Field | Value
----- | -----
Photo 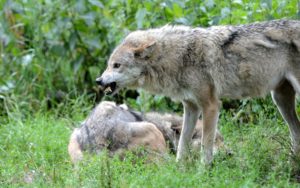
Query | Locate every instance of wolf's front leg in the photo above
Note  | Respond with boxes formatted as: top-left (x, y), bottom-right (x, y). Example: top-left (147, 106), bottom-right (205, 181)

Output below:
top-left (201, 98), bottom-right (220, 165)
top-left (176, 100), bottom-right (200, 161)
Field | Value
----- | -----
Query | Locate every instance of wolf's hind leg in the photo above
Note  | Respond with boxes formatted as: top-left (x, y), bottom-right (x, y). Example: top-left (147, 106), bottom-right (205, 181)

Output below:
top-left (271, 80), bottom-right (300, 156)
top-left (201, 97), bottom-right (220, 165)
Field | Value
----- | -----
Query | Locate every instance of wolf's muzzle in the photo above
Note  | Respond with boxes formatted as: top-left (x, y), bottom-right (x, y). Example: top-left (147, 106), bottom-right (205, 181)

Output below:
top-left (96, 77), bottom-right (117, 95)
top-left (95, 77), bottom-right (104, 86)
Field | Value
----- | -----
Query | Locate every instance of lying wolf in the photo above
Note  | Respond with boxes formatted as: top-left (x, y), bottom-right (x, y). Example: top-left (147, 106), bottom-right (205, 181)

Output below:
top-left (68, 101), bottom-right (225, 163)
top-left (68, 101), bottom-right (166, 163)
top-left (96, 19), bottom-right (300, 164)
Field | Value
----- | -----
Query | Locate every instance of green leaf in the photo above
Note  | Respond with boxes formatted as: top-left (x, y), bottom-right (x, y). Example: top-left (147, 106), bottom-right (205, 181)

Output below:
top-left (233, 0), bottom-right (243, 5)
top-left (173, 3), bottom-right (183, 18)
top-left (221, 7), bottom-right (231, 18)
top-left (69, 32), bottom-right (77, 51)
top-left (71, 55), bottom-right (84, 73)
top-left (205, 0), bottom-right (215, 9)
top-left (135, 8), bottom-right (147, 29)
top-left (88, 0), bottom-right (104, 8)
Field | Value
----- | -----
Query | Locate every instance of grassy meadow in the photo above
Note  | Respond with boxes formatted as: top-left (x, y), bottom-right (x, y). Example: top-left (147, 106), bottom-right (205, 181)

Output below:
top-left (1, 98), bottom-right (299, 187)
top-left (1, 0), bottom-right (300, 187)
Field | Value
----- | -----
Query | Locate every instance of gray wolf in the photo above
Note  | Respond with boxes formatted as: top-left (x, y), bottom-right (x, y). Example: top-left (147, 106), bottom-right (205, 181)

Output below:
top-left (68, 101), bottom-right (225, 163)
top-left (96, 19), bottom-right (300, 164)
top-left (68, 101), bottom-right (166, 163)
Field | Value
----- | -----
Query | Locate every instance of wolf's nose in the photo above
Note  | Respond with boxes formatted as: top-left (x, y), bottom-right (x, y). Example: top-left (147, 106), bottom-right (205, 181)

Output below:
top-left (95, 77), bottom-right (104, 86)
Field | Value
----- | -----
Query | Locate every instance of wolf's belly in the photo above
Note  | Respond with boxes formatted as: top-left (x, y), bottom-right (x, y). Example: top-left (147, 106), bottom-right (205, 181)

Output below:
top-left (219, 73), bottom-right (284, 99)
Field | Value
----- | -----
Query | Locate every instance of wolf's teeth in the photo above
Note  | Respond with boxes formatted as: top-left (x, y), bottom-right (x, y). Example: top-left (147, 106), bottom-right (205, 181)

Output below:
top-left (104, 87), bottom-right (112, 93)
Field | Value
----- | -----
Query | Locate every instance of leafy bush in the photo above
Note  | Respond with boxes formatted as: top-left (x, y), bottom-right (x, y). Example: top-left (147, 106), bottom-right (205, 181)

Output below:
top-left (0, 0), bottom-right (299, 114)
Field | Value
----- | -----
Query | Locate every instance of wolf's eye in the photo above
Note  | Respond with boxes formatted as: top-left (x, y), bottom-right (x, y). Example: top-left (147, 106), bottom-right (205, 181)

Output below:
top-left (113, 63), bottom-right (121, 69)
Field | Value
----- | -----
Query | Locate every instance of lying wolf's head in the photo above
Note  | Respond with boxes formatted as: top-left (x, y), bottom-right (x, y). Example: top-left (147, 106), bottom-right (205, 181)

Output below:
top-left (90, 101), bottom-right (137, 123)
top-left (96, 31), bottom-right (157, 95)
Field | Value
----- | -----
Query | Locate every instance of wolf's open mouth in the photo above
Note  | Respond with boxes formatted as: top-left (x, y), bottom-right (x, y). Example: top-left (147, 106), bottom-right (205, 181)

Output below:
top-left (103, 82), bottom-right (117, 95)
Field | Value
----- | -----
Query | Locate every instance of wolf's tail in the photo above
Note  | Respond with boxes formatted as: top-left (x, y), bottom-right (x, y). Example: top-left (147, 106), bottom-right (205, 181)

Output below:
top-left (68, 128), bottom-right (83, 163)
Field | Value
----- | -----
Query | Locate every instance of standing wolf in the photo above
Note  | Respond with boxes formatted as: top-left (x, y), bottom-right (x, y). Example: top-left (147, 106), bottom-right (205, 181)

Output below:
top-left (96, 19), bottom-right (300, 164)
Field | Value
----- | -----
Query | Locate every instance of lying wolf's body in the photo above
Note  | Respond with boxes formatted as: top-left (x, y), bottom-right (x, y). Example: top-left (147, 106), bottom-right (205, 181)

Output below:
top-left (97, 19), bottom-right (300, 164)
top-left (68, 102), bottom-right (225, 163)
top-left (68, 101), bottom-right (166, 163)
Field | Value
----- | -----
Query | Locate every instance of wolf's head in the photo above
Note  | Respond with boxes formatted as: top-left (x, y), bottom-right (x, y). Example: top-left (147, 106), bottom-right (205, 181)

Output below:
top-left (96, 31), bottom-right (157, 95)
top-left (91, 101), bottom-right (136, 123)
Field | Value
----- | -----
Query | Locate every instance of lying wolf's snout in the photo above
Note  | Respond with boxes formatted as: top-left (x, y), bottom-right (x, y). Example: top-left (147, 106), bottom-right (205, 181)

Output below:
top-left (95, 77), bottom-right (104, 86)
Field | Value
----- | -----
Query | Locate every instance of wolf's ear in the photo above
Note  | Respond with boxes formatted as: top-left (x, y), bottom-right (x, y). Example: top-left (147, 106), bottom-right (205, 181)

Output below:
top-left (171, 124), bottom-right (182, 135)
top-left (119, 104), bottom-right (129, 110)
top-left (133, 41), bottom-right (156, 59)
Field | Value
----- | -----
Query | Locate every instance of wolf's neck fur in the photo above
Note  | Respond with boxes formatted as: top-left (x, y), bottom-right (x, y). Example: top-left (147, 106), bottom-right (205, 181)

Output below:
top-left (128, 25), bottom-right (228, 100)
top-left (138, 56), bottom-right (197, 101)
top-left (140, 64), bottom-right (179, 94)
top-left (131, 27), bottom-right (206, 99)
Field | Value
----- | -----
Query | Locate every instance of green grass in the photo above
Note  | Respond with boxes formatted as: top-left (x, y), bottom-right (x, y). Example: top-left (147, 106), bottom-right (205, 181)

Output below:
top-left (1, 0), bottom-right (300, 187)
top-left (1, 102), bottom-right (299, 187)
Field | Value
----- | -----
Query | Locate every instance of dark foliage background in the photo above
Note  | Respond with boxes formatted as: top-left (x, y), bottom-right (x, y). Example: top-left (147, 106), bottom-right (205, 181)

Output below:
top-left (0, 0), bottom-right (299, 116)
